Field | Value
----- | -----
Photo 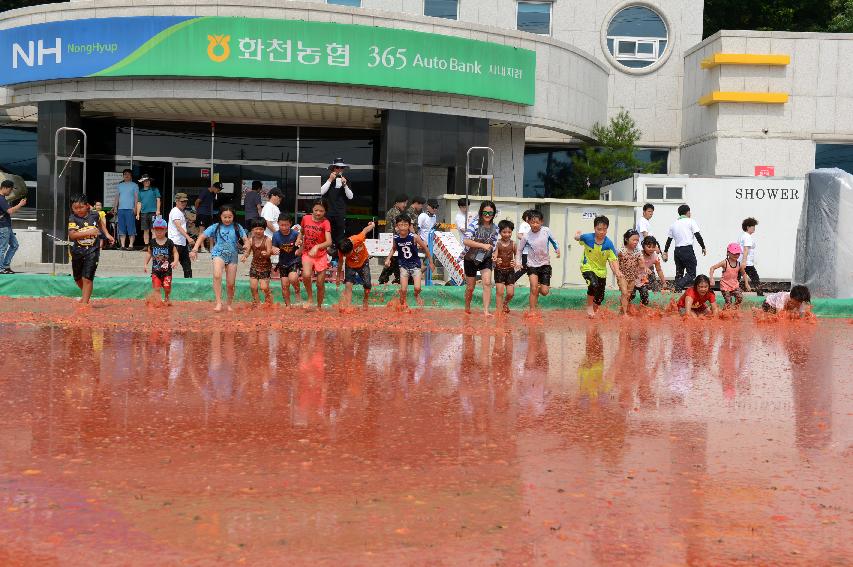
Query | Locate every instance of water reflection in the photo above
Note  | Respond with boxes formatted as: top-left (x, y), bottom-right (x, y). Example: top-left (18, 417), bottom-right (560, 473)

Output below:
top-left (0, 319), bottom-right (850, 565)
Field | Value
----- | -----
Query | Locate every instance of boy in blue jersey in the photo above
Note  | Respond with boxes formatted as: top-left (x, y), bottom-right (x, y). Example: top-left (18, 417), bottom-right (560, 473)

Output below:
top-left (384, 213), bottom-right (435, 309)
top-left (574, 215), bottom-right (624, 318)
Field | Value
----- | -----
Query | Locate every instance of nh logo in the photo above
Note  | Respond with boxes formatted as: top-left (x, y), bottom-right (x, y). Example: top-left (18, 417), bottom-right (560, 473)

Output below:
top-left (12, 38), bottom-right (62, 68)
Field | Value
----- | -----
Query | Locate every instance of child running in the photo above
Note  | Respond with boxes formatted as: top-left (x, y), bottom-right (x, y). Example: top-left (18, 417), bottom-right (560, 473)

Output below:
top-left (67, 194), bottom-right (109, 305)
top-left (762, 285), bottom-right (811, 317)
top-left (271, 213), bottom-right (302, 307)
top-left (301, 198), bottom-right (333, 309)
top-left (336, 221), bottom-right (376, 310)
top-left (709, 243), bottom-right (750, 308)
top-left (384, 213), bottom-right (435, 309)
top-left (143, 217), bottom-right (178, 305)
top-left (190, 205), bottom-right (247, 312)
top-left (617, 229), bottom-right (645, 314)
top-left (463, 200), bottom-right (499, 316)
top-left (574, 216), bottom-right (623, 318)
top-left (493, 219), bottom-right (517, 314)
top-left (516, 210), bottom-right (560, 312)
top-left (676, 274), bottom-right (719, 318)
top-left (241, 218), bottom-right (274, 306)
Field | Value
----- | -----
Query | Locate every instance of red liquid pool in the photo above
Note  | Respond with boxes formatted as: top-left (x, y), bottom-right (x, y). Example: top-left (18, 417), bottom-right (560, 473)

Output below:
top-left (0, 298), bottom-right (851, 565)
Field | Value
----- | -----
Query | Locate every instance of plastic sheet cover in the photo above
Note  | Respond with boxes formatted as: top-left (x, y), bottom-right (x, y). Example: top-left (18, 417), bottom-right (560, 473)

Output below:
top-left (793, 168), bottom-right (853, 298)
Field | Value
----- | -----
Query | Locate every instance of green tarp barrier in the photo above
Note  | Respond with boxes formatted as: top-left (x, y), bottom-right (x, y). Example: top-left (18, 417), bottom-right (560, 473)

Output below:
top-left (1, 274), bottom-right (851, 318)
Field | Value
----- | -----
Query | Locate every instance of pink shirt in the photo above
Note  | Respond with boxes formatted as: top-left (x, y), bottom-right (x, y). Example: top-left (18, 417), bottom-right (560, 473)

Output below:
top-left (300, 216), bottom-right (331, 258)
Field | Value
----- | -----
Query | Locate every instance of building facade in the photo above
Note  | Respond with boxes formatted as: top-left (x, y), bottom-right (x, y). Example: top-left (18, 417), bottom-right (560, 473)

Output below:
top-left (0, 0), bottom-right (851, 261)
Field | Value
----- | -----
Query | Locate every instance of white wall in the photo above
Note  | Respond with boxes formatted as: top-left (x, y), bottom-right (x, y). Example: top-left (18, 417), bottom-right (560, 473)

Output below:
top-left (682, 30), bottom-right (853, 177)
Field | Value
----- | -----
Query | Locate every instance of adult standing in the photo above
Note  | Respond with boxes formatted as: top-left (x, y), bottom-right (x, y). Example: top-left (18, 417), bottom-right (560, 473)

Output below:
top-left (0, 179), bottom-right (26, 274)
top-left (261, 189), bottom-right (283, 239)
top-left (243, 180), bottom-right (263, 230)
top-left (195, 182), bottom-right (221, 249)
top-left (114, 169), bottom-right (139, 250)
top-left (136, 174), bottom-right (161, 247)
top-left (662, 204), bottom-right (706, 291)
top-left (636, 203), bottom-right (654, 239)
top-left (320, 157), bottom-right (353, 256)
top-left (462, 200), bottom-right (499, 315)
top-left (168, 193), bottom-right (195, 278)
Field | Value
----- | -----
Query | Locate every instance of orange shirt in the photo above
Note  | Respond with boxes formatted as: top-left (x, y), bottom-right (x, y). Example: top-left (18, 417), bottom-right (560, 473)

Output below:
top-left (339, 233), bottom-right (369, 268)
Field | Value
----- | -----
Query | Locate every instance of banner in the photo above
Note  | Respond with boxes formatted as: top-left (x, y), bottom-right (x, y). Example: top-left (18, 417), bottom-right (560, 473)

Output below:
top-left (0, 16), bottom-right (536, 104)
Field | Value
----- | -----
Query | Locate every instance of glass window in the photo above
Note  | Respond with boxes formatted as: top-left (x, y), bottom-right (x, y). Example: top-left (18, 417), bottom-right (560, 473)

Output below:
top-left (646, 185), bottom-right (664, 200)
top-left (328, 0), bottom-right (361, 6)
top-left (815, 143), bottom-right (853, 174)
top-left (424, 0), bottom-right (458, 20)
top-left (80, 117), bottom-right (132, 158)
top-left (517, 2), bottom-right (551, 35)
top-left (214, 123), bottom-right (297, 162)
top-left (298, 128), bottom-right (379, 166)
top-left (606, 5), bottom-right (668, 70)
top-left (133, 120), bottom-right (212, 160)
top-left (0, 126), bottom-right (36, 182)
top-left (665, 186), bottom-right (683, 200)
top-left (523, 147), bottom-right (584, 198)
top-left (634, 149), bottom-right (668, 173)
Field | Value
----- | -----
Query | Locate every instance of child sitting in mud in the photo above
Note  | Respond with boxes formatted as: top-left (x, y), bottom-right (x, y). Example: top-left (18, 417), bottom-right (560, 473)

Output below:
top-left (676, 274), bottom-right (719, 318)
top-left (762, 285), bottom-right (812, 317)
top-left (709, 243), bottom-right (750, 308)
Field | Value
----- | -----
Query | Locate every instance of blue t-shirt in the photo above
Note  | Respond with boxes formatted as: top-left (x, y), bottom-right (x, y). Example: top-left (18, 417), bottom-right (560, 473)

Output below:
top-left (138, 187), bottom-right (161, 214)
top-left (394, 233), bottom-right (421, 269)
top-left (272, 229), bottom-right (300, 267)
top-left (203, 222), bottom-right (247, 256)
top-left (117, 181), bottom-right (138, 210)
top-left (197, 190), bottom-right (216, 215)
top-left (0, 194), bottom-right (11, 229)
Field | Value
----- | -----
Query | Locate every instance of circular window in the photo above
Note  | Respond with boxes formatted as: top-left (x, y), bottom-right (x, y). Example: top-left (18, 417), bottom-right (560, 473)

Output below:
top-left (603, 4), bottom-right (670, 74)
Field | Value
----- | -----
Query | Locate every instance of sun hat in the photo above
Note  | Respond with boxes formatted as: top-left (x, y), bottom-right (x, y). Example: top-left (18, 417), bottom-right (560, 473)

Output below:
top-left (328, 157), bottom-right (350, 170)
top-left (139, 174), bottom-right (153, 183)
top-left (727, 243), bottom-right (742, 255)
top-left (175, 192), bottom-right (189, 202)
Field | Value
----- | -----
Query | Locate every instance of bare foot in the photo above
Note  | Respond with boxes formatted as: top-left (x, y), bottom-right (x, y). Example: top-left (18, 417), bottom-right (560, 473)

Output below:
top-left (586, 307), bottom-right (595, 319)
top-left (483, 311), bottom-right (493, 317)
top-left (227, 304), bottom-right (234, 312)
top-left (362, 302), bottom-right (369, 311)
top-left (415, 295), bottom-right (424, 307)
top-left (503, 304), bottom-right (510, 314)
top-left (465, 308), bottom-right (472, 315)
top-left (213, 303), bottom-right (223, 312)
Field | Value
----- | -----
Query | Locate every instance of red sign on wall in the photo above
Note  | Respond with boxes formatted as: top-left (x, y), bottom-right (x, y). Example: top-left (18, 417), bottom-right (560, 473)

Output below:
top-left (754, 165), bottom-right (775, 177)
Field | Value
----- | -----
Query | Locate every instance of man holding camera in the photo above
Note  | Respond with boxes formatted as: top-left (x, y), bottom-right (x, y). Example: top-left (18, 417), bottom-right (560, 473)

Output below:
top-left (320, 157), bottom-right (354, 256)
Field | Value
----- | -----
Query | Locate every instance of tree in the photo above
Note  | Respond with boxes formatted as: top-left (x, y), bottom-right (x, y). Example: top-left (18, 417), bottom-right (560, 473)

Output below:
top-left (827, 0), bottom-right (853, 32)
top-left (555, 110), bottom-right (660, 200)
top-left (703, 0), bottom-right (834, 37)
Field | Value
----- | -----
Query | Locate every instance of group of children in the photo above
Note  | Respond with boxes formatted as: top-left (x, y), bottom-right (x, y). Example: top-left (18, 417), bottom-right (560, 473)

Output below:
top-left (65, 194), bottom-right (812, 318)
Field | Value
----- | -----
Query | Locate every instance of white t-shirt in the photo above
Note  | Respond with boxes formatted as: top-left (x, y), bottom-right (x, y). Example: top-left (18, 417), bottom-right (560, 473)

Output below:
top-left (518, 226), bottom-right (553, 268)
top-left (418, 212), bottom-right (437, 242)
top-left (765, 291), bottom-right (806, 314)
top-left (261, 201), bottom-right (280, 239)
top-left (168, 206), bottom-right (187, 246)
top-left (455, 211), bottom-right (468, 240)
top-left (667, 217), bottom-right (700, 247)
top-left (636, 216), bottom-right (652, 237)
top-left (738, 231), bottom-right (756, 266)
top-left (518, 220), bottom-right (532, 254)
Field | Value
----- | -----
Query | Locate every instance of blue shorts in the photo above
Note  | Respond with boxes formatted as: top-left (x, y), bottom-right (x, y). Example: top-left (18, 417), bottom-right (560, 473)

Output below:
top-left (211, 248), bottom-right (238, 265)
top-left (117, 209), bottom-right (136, 236)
